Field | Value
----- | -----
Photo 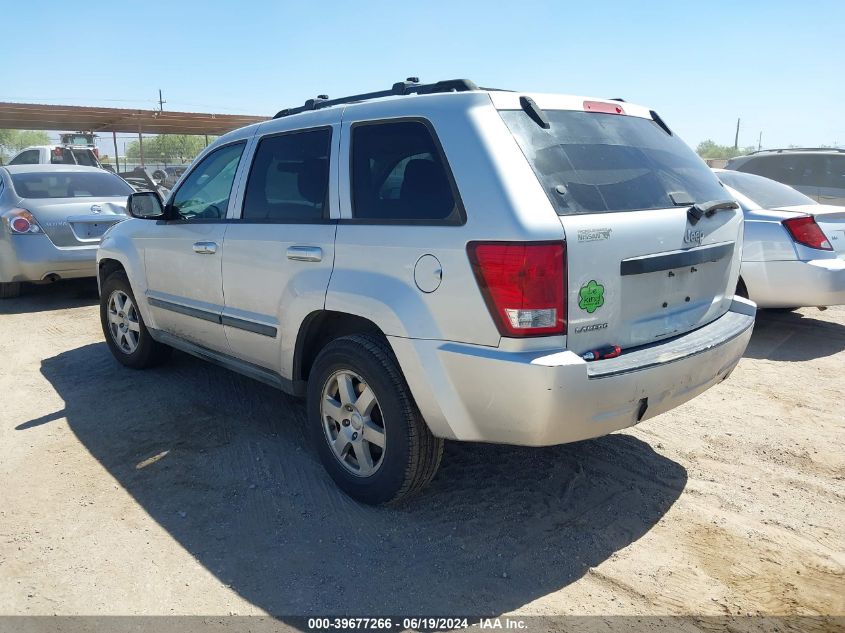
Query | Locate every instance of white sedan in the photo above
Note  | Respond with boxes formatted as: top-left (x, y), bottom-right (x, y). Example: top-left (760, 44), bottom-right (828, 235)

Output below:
top-left (715, 169), bottom-right (845, 308)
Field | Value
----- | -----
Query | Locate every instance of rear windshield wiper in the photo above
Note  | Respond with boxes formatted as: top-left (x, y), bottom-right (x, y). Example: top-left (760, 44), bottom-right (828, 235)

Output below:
top-left (687, 199), bottom-right (739, 226)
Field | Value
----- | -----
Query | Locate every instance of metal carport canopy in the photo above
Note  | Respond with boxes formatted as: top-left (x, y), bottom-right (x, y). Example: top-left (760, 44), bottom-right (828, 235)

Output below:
top-left (0, 102), bottom-right (269, 135)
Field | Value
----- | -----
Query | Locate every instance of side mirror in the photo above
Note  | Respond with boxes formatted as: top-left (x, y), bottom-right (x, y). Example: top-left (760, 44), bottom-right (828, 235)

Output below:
top-left (126, 191), bottom-right (165, 219)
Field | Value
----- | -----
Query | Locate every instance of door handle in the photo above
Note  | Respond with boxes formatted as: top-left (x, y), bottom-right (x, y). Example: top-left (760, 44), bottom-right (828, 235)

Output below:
top-left (192, 241), bottom-right (218, 254)
top-left (286, 246), bottom-right (322, 262)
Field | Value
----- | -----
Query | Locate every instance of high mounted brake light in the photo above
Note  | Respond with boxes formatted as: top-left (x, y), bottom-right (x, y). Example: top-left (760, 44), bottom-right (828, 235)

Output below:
top-left (782, 216), bottom-right (832, 251)
top-left (468, 242), bottom-right (566, 337)
top-left (583, 100), bottom-right (625, 115)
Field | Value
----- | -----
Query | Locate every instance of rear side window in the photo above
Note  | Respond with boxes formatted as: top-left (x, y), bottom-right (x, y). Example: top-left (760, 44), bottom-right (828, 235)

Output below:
top-left (242, 128), bottom-right (331, 222)
top-left (72, 149), bottom-right (97, 167)
top-left (823, 155), bottom-right (845, 189)
top-left (500, 109), bottom-right (727, 215)
top-left (11, 171), bottom-right (133, 198)
top-left (50, 148), bottom-right (76, 165)
top-left (351, 120), bottom-right (459, 222)
top-left (10, 150), bottom-right (40, 165)
top-left (737, 154), bottom-right (826, 187)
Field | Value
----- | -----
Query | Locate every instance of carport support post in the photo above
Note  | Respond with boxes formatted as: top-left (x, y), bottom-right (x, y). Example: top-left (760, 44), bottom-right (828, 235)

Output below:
top-left (138, 131), bottom-right (145, 168)
top-left (112, 131), bottom-right (120, 172)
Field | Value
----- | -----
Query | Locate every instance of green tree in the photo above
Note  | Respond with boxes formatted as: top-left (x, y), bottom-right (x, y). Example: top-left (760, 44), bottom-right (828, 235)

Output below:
top-left (125, 134), bottom-right (213, 164)
top-left (0, 129), bottom-right (51, 163)
top-left (696, 139), bottom-right (755, 160)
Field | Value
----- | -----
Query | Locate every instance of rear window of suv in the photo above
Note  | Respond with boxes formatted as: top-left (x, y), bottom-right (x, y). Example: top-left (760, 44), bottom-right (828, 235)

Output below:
top-left (11, 172), bottom-right (133, 198)
top-left (500, 109), bottom-right (726, 215)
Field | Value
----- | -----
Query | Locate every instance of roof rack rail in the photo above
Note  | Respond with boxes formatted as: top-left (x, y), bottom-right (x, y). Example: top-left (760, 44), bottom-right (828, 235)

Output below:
top-left (273, 78), bottom-right (481, 119)
top-left (748, 147), bottom-right (845, 155)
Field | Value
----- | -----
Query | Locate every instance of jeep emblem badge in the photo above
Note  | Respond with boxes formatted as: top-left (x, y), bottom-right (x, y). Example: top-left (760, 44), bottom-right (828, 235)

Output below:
top-left (684, 229), bottom-right (704, 246)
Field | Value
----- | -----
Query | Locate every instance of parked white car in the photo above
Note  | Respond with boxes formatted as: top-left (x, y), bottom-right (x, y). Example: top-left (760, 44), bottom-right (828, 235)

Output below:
top-left (715, 169), bottom-right (845, 308)
top-left (8, 145), bottom-right (102, 168)
top-left (97, 79), bottom-right (756, 504)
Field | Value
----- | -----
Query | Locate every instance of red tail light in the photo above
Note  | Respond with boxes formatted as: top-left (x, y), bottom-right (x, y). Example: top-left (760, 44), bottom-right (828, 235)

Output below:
top-left (782, 216), bottom-right (832, 251)
top-left (3, 208), bottom-right (42, 235)
top-left (468, 241), bottom-right (566, 337)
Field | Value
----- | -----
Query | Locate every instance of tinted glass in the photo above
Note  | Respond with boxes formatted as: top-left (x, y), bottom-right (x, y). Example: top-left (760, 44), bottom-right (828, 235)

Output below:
top-left (500, 109), bottom-right (727, 215)
top-left (738, 154), bottom-right (826, 187)
top-left (72, 149), bottom-right (97, 166)
top-left (11, 171), bottom-right (134, 198)
top-left (351, 121), bottom-right (457, 221)
top-left (10, 150), bottom-right (40, 165)
top-left (171, 142), bottom-right (245, 220)
top-left (242, 129), bottom-right (331, 221)
top-left (50, 148), bottom-right (77, 165)
top-left (823, 155), bottom-right (845, 189)
top-left (718, 170), bottom-right (815, 208)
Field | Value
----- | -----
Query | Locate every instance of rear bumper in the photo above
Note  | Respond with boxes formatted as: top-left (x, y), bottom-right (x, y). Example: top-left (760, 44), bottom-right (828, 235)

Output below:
top-left (742, 258), bottom-right (845, 308)
top-left (391, 298), bottom-right (756, 446)
top-left (0, 235), bottom-right (97, 283)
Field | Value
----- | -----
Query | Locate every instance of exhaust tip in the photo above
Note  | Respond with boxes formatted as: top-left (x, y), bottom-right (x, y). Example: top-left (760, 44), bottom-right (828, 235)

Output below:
top-left (41, 273), bottom-right (61, 283)
top-left (636, 397), bottom-right (649, 422)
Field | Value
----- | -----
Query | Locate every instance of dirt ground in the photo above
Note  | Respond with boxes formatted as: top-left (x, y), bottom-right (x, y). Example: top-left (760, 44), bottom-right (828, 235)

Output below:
top-left (0, 280), bottom-right (843, 619)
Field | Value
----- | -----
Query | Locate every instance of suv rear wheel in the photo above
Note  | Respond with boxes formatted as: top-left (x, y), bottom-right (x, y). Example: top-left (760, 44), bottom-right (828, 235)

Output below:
top-left (307, 334), bottom-right (443, 505)
top-left (100, 271), bottom-right (171, 368)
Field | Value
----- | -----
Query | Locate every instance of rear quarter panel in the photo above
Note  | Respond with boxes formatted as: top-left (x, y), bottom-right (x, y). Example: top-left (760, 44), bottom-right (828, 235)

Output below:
top-left (328, 93), bottom-right (565, 347)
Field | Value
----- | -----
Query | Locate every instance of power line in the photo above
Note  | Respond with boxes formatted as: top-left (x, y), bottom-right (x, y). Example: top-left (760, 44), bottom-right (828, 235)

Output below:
top-left (0, 95), bottom-right (257, 114)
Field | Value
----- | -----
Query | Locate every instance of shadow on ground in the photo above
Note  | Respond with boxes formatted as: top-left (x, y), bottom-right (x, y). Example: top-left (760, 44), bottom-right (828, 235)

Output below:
top-left (745, 308), bottom-right (845, 361)
top-left (0, 279), bottom-right (99, 315)
top-left (33, 342), bottom-right (686, 617)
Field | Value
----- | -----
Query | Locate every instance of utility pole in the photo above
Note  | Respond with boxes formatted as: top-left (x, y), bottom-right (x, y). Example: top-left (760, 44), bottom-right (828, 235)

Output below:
top-left (758, 131), bottom-right (763, 151)
top-left (158, 89), bottom-right (166, 112)
top-left (734, 118), bottom-right (740, 149)
top-left (113, 131), bottom-right (120, 172)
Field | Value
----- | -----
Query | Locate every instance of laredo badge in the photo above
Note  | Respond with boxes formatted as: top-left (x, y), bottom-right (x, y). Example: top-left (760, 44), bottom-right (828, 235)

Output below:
top-left (578, 280), bottom-right (605, 313)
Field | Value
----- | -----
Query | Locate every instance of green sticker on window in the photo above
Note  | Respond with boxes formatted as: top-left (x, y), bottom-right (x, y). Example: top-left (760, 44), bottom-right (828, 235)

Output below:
top-left (578, 280), bottom-right (605, 313)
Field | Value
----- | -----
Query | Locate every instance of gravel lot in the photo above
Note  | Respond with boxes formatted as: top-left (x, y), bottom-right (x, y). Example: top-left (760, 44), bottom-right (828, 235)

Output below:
top-left (1, 280), bottom-right (843, 619)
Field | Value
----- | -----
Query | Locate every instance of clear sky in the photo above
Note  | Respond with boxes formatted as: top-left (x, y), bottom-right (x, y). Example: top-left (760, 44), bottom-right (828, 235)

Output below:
top-left (3, 0), bottom-right (843, 151)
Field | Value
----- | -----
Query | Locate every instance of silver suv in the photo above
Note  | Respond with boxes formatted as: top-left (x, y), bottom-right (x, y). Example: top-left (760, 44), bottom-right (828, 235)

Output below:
top-left (97, 79), bottom-right (756, 504)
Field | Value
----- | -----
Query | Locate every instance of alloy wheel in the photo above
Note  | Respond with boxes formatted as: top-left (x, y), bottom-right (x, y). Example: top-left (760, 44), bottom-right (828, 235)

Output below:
top-left (107, 290), bottom-right (141, 354)
top-left (321, 370), bottom-right (386, 477)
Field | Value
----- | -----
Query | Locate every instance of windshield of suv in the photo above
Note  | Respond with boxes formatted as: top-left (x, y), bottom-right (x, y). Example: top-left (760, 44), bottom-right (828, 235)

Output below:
top-left (500, 109), bottom-right (727, 215)
top-left (11, 171), bottom-right (133, 198)
top-left (716, 170), bottom-right (815, 209)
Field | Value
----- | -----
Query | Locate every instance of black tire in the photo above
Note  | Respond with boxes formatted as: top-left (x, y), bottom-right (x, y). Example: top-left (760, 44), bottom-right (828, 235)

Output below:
top-left (100, 271), bottom-right (171, 369)
top-left (307, 334), bottom-right (443, 505)
top-left (0, 282), bottom-right (21, 299)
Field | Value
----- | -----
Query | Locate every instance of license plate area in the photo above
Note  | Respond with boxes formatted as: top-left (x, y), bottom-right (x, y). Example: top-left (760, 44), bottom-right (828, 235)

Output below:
top-left (621, 260), bottom-right (731, 343)
top-left (69, 219), bottom-right (118, 242)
